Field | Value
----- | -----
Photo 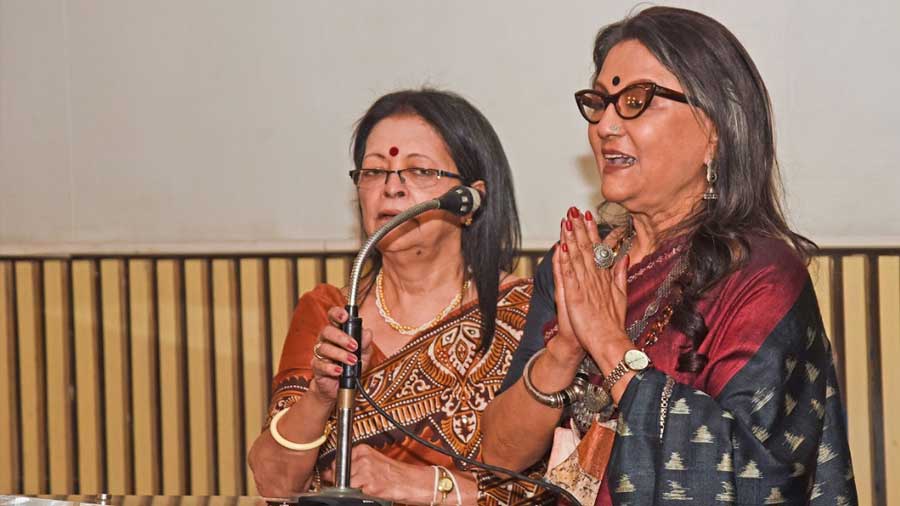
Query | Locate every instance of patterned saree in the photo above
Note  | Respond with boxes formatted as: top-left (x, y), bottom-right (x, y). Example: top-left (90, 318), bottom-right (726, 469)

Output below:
top-left (499, 235), bottom-right (858, 505)
top-left (267, 279), bottom-right (534, 503)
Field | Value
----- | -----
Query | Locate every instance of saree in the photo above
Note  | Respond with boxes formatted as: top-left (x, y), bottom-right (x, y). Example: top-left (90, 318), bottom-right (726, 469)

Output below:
top-left (499, 235), bottom-right (858, 505)
top-left (267, 278), bottom-right (537, 502)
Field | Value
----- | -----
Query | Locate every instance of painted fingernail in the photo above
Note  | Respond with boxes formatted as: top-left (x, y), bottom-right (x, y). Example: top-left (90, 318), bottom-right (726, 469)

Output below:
top-left (561, 243), bottom-right (569, 253)
top-left (334, 366), bottom-right (343, 374)
top-left (347, 354), bottom-right (358, 364)
top-left (348, 340), bottom-right (358, 351)
top-left (565, 219), bottom-right (573, 231)
top-left (585, 211), bottom-right (593, 221)
top-left (568, 206), bottom-right (579, 218)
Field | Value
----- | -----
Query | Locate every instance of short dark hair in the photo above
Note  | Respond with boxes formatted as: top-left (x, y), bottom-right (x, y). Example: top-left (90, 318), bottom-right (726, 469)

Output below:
top-left (350, 88), bottom-right (521, 350)
top-left (591, 7), bottom-right (815, 372)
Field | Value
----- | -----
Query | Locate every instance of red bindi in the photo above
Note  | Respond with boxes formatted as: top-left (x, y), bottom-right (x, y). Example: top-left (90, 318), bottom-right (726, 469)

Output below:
top-left (389, 146), bottom-right (399, 157)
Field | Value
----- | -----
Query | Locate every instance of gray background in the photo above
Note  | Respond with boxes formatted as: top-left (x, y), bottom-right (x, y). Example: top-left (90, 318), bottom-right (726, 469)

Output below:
top-left (2, 0), bottom-right (898, 253)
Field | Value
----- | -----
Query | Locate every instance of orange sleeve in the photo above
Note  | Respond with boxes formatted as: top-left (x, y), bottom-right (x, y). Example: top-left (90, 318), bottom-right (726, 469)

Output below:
top-left (267, 283), bottom-right (345, 423)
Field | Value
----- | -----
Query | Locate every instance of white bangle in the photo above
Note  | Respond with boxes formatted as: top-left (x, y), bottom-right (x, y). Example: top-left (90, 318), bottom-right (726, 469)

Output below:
top-left (269, 407), bottom-right (333, 451)
top-left (430, 466), bottom-right (440, 506)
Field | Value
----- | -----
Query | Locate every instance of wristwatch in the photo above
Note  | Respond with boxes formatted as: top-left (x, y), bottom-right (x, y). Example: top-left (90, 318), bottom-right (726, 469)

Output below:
top-left (602, 348), bottom-right (651, 392)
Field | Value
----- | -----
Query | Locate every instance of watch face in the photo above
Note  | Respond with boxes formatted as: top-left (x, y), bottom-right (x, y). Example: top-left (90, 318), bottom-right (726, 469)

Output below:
top-left (624, 349), bottom-right (650, 370)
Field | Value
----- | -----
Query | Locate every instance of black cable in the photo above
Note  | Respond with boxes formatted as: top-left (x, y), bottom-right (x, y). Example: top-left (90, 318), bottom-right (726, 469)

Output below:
top-left (354, 377), bottom-right (582, 506)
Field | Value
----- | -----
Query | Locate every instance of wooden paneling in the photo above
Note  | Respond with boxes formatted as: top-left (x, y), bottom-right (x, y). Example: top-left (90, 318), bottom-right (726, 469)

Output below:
top-left (297, 258), bottom-right (322, 299)
top-left (16, 261), bottom-right (47, 494)
top-left (72, 260), bottom-right (104, 493)
top-left (0, 261), bottom-right (20, 493)
top-left (268, 258), bottom-right (295, 376)
top-left (212, 259), bottom-right (243, 495)
top-left (129, 259), bottom-right (160, 495)
top-left (239, 258), bottom-right (269, 496)
top-left (878, 256), bottom-right (900, 506)
top-left (100, 259), bottom-right (132, 495)
top-left (809, 256), bottom-right (834, 338)
top-left (1, 249), bottom-right (898, 501)
top-left (185, 259), bottom-right (216, 494)
top-left (325, 257), bottom-right (349, 287)
top-left (842, 256), bottom-right (872, 506)
top-left (43, 260), bottom-right (75, 493)
top-left (157, 260), bottom-right (188, 494)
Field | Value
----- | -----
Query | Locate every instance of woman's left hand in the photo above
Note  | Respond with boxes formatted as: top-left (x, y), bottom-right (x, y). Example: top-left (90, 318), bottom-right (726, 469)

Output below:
top-left (322, 445), bottom-right (435, 505)
top-left (557, 208), bottom-right (631, 354)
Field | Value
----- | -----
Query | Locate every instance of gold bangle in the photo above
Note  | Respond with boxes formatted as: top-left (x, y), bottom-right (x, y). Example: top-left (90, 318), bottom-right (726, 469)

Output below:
top-left (269, 407), bottom-right (333, 451)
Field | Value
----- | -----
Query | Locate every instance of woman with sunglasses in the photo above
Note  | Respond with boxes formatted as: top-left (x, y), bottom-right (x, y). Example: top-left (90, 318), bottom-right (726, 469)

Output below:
top-left (480, 7), bottom-right (857, 505)
top-left (248, 89), bottom-right (533, 505)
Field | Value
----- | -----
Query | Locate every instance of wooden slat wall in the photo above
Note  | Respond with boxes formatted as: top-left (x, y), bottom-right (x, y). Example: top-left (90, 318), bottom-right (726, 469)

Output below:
top-left (100, 259), bottom-right (132, 495)
top-left (0, 261), bottom-right (20, 493)
top-left (185, 259), bottom-right (216, 495)
top-left (879, 256), bottom-right (900, 506)
top-left (17, 261), bottom-right (47, 495)
top-left (43, 261), bottom-right (75, 494)
top-left (0, 250), bottom-right (896, 504)
top-left (212, 259), bottom-right (243, 496)
top-left (129, 259), bottom-right (160, 495)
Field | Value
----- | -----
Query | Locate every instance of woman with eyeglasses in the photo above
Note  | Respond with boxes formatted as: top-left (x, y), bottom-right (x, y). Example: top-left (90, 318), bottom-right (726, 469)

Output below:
top-left (248, 89), bottom-right (536, 505)
top-left (480, 7), bottom-right (857, 505)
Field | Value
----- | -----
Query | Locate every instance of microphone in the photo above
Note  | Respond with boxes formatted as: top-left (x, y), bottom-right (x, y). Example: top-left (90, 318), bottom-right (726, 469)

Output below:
top-left (436, 185), bottom-right (482, 216)
top-left (295, 185), bottom-right (481, 506)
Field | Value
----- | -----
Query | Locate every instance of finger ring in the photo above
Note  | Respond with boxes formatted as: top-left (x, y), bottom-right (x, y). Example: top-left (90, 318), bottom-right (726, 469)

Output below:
top-left (593, 243), bottom-right (615, 269)
top-left (313, 342), bottom-right (326, 361)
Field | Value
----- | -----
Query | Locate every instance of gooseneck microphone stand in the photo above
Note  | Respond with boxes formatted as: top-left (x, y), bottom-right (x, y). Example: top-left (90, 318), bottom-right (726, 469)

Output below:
top-left (294, 187), bottom-right (480, 506)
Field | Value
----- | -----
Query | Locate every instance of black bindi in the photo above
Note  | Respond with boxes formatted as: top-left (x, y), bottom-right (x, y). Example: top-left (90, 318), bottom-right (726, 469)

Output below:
top-left (612, 75), bottom-right (621, 86)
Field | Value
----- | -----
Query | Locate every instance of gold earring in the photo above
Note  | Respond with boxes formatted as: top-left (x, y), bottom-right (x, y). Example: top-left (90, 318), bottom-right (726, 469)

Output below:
top-left (703, 161), bottom-right (719, 200)
top-left (462, 217), bottom-right (473, 227)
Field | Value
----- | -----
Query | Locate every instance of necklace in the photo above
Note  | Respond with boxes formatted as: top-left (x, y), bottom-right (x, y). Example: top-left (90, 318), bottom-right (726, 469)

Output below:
top-left (570, 255), bottom-right (687, 433)
top-left (374, 270), bottom-right (470, 336)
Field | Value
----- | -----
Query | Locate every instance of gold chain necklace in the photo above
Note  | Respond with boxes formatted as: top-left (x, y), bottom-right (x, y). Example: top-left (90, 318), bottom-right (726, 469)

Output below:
top-left (374, 270), bottom-right (470, 336)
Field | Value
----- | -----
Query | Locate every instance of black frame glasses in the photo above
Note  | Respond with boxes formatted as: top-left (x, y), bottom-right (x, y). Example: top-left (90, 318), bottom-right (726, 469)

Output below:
top-left (348, 168), bottom-right (463, 189)
top-left (574, 82), bottom-right (689, 123)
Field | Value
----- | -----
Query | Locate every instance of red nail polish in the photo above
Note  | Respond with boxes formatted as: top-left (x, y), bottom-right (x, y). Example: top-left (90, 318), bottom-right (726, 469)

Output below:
top-left (334, 366), bottom-right (343, 374)
top-left (568, 206), bottom-right (578, 218)
top-left (561, 243), bottom-right (569, 253)
top-left (565, 219), bottom-right (573, 231)
top-left (348, 354), bottom-right (358, 364)
top-left (585, 211), bottom-right (593, 221)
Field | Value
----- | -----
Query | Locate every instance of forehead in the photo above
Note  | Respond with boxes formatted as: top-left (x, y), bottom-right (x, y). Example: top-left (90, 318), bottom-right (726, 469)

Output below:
top-left (365, 115), bottom-right (448, 155)
top-left (596, 40), bottom-right (683, 91)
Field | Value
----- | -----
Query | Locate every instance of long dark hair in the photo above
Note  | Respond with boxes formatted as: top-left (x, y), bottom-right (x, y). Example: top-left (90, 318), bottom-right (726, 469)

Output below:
top-left (592, 7), bottom-right (816, 372)
top-left (350, 89), bottom-right (521, 350)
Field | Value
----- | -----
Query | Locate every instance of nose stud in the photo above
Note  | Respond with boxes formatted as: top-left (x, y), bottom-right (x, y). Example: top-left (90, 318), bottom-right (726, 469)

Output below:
top-left (610, 125), bottom-right (621, 133)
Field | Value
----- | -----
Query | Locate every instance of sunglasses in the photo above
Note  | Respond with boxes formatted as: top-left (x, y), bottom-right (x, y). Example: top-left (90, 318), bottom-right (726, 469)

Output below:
top-left (574, 82), bottom-right (689, 123)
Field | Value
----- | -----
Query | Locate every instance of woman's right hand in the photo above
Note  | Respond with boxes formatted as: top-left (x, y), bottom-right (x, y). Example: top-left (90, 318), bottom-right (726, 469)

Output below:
top-left (309, 306), bottom-right (374, 403)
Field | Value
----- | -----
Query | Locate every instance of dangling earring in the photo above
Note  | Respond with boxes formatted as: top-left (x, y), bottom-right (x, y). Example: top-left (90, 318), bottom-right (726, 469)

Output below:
top-left (462, 216), bottom-right (473, 227)
top-left (703, 161), bottom-right (719, 200)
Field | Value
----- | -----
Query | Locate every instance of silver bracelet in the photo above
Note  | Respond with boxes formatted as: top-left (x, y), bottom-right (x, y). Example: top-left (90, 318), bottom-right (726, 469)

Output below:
top-left (522, 348), bottom-right (585, 409)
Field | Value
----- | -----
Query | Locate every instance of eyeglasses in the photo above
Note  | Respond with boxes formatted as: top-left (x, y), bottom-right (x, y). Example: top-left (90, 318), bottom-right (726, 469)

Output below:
top-left (574, 82), bottom-right (689, 123)
top-left (348, 168), bottom-right (463, 190)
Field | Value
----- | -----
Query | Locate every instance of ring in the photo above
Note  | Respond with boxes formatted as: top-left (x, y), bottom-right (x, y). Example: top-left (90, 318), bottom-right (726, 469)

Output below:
top-left (593, 243), bottom-right (615, 269)
top-left (312, 342), bottom-right (326, 361)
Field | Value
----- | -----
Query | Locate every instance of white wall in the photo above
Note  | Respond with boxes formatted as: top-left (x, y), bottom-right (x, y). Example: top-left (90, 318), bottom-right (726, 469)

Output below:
top-left (2, 0), bottom-right (898, 254)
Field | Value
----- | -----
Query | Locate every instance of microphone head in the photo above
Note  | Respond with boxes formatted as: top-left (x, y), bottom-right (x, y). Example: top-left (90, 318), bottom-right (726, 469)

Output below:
top-left (437, 186), bottom-right (482, 216)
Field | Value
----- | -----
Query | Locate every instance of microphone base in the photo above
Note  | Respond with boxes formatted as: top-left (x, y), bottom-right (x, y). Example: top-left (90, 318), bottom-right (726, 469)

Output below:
top-left (294, 487), bottom-right (392, 505)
